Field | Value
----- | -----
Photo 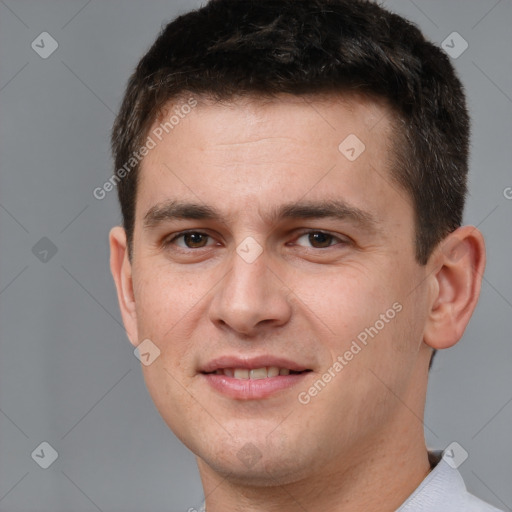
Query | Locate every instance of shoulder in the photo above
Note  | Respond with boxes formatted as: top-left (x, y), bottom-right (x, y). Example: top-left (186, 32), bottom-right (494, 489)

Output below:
top-left (397, 450), bottom-right (504, 512)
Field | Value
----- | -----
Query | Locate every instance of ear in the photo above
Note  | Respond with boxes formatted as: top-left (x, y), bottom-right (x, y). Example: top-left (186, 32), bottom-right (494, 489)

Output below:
top-left (423, 226), bottom-right (486, 350)
top-left (109, 226), bottom-right (139, 347)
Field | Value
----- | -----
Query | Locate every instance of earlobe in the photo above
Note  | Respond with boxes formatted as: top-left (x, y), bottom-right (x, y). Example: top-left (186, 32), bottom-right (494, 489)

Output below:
top-left (423, 226), bottom-right (486, 350)
top-left (109, 226), bottom-right (139, 347)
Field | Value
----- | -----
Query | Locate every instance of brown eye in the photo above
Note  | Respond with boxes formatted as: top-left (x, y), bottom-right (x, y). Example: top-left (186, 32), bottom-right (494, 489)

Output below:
top-left (295, 231), bottom-right (343, 249)
top-left (183, 232), bottom-right (208, 248)
top-left (308, 232), bottom-right (334, 248)
top-left (166, 231), bottom-right (213, 249)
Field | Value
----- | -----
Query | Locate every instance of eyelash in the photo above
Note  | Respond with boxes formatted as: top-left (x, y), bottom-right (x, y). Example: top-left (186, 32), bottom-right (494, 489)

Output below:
top-left (163, 229), bottom-right (349, 251)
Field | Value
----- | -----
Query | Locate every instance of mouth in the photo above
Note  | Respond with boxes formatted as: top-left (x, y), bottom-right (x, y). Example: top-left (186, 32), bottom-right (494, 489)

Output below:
top-left (203, 367), bottom-right (309, 379)
top-left (199, 357), bottom-right (313, 400)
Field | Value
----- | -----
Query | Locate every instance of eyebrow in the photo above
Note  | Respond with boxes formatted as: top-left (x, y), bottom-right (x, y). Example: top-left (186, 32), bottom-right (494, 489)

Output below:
top-left (142, 198), bottom-right (378, 232)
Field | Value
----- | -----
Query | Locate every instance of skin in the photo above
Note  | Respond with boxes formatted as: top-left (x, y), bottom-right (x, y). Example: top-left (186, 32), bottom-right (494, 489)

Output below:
top-left (109, 93), bottom-right (485, 512)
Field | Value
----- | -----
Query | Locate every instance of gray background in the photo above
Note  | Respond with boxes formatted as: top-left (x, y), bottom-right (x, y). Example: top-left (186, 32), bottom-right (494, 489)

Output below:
top-left (0, 0), bottom-right (511, 511)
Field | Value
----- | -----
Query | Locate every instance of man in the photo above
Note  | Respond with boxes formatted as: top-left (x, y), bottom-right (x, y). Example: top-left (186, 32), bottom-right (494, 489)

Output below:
top-left (108, 0), bottom-right (501, 510)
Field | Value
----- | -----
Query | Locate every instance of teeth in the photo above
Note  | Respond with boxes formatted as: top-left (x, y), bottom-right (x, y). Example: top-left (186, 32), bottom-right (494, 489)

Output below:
top-left (233, 368), bottom-right (249, 379)
top-left (250, 368), bottom-right (267, 380)
top-left (214, 367), bottom-right (297, 379)
top-left (267, 366), bottom-right (280, 377)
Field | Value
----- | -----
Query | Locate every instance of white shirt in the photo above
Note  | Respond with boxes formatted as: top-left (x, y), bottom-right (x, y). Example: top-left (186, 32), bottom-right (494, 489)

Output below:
top-left (397, 450), bottom-right (503, 511)
top-left (198, 449), bottom-right (503, 511)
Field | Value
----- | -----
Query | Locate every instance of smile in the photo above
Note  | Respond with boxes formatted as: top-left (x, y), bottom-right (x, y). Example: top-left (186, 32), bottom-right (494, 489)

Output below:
top-left (200, 356), bottom-right (313, 400)
top-left (206, 367), bottom-right (305, 379)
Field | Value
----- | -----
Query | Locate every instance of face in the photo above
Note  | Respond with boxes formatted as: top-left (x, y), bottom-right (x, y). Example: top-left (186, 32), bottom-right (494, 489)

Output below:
top-left (114, 94), bottom-right (435, 485)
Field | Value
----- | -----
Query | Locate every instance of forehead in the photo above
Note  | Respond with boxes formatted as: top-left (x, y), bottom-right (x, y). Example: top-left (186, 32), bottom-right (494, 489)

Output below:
top-left (151, 91), bottom-right (393, 149)
top-left (135, 93), bottom-right (409, 229)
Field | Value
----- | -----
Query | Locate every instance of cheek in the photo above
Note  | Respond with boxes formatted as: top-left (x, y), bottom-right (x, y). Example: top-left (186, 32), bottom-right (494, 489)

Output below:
top-left (133, 267), bottom-right (200, 430)
top-left (294, 263), bottom-right (420, 378)
top-left (140, 359), bottom-right (202, 449)
top-left (291, 264), bottom-right (391, 341)
top-left (131, 267), bottom-right (199, 380)
top-left (134, 263), bottom-right (196, 332)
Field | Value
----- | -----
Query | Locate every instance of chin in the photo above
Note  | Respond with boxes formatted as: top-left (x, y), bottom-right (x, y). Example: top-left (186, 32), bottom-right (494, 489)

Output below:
top-left (196, 435), bottom-right (315, 487)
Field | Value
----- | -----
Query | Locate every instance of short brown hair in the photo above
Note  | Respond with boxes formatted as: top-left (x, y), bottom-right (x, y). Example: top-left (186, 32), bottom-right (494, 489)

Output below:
top-left (111, 0), bottom-right (469, 269)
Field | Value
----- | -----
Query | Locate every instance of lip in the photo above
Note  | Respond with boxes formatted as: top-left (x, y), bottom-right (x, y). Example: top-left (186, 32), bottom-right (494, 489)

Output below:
top-left (200, 355), bottom-right (310, 373)
top-left (199, 355), bottom-right (312, 400)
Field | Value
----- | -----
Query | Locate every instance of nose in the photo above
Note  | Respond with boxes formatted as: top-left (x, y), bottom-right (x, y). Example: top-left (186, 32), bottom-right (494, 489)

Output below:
top-left (208, 241), bottom-right (293, 337)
